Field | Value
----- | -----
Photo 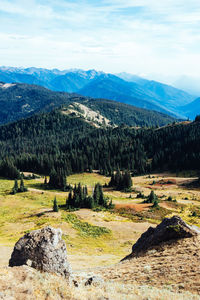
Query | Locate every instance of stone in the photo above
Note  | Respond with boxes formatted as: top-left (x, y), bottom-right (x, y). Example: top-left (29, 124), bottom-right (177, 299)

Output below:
top-left (9, 226), bottom-right (71, 278)
top-left (84, 276), bottom-right (104, 287)
top-left (123, 216), bottom-right (198, 260)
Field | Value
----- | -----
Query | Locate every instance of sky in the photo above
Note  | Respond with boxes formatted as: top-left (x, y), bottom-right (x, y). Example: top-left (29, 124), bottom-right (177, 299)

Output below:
top-left (0, 0), bottom-right (200, 83)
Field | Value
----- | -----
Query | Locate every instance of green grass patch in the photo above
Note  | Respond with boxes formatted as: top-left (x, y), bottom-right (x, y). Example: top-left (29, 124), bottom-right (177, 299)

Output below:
top-left (65, 213), bottom-right (111, 237)
top-left (68, 173), bottom-right (109, 187)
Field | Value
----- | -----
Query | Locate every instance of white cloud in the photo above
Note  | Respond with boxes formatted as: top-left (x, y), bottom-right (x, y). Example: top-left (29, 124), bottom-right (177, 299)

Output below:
top-left (0, 0), bottom-right (200, 80)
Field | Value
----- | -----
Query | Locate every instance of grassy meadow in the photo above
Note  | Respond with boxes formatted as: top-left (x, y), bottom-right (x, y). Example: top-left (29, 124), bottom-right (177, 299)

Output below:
top-left (0, 172), bottom-right (200, 269)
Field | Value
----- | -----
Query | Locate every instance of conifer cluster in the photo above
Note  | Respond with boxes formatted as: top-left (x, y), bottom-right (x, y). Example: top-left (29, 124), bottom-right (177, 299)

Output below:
top-left (143, 191), bottom-right (159, 207)
top-left (0, 160), bottom-right (20, 180)
top-left (109, 170), bottom-right (132, 191)
top-left (11, 178), bottom-right (28, 194)
top-left (48, 168), bottom-right (67, 191)
top-left (66, 183), bottom-right (113, 209)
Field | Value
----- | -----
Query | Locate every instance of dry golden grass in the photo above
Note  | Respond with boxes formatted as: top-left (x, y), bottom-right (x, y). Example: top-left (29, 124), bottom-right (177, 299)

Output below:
top-left (0, 265), bottom-right (199, 300)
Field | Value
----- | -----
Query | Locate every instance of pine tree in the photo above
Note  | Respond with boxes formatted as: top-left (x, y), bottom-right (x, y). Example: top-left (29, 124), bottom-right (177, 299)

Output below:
top-left (44, 176), bottom-right (47, 185)
top-left (123, 170), bottom-right (132, 190)
top-left (53, 197), bottom-right (59, 212)
top-left (109, 173), bottom-right (115, 187)
top-left (152, 200), bottom-right (159, 208)
top-left (67, 191), bottom-right (73, 208)
top-left (115, 168), bottom-right (122, 188)
top-left (144, 190), bottom-right (158, 204)
top-left (12, 179), bottom-right (18, 194)
top-left (99, 184), bottom-right (105, 206)
top-left (48, 168), bottom-right (67, 191)
top-left (148, 191), bottom-right (157, 203)
top-left (93, 183), bottom-right (100, 205)
top-left (19, 178), bottom-right (25, 192)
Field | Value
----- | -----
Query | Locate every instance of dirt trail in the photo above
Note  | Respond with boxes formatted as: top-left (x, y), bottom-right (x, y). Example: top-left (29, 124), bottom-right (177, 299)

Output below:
top-left (28, 187), bottom-right (67, 196)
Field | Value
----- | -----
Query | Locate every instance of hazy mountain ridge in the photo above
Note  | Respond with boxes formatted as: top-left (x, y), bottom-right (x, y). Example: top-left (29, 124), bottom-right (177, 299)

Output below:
top-left (0, 67), bottom-right (196, 118)
top-left (117, 72), bottom-right (195, 107)
top-left (179, 97), bottom-right (200, 119)
top-left (78, 74), bottom-right (177, 117)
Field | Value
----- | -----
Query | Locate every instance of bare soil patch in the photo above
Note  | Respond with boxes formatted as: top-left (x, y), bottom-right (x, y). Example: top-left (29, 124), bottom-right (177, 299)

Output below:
top-left (115, 203), bottom-right (151, 212)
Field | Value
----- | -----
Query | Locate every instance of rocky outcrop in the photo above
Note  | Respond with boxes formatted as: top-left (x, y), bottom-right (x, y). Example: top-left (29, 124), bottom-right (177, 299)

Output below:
top-left (123, 215), bottom-right (198, 260)
top-left (9, 226), bottom-right (71, 278)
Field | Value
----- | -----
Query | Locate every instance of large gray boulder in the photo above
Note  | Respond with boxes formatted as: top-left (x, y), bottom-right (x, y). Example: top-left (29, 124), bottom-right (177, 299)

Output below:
top-left (9, 226), bottom-right (71, 278)
top-left (123, 216), bottom-right (198, 260)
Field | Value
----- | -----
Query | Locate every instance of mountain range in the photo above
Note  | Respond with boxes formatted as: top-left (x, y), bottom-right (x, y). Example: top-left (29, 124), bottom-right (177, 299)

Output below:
top-left (0, 67), bottom-right (198, 119)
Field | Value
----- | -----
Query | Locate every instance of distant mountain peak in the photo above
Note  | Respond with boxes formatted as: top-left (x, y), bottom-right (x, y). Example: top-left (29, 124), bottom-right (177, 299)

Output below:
top-left (0, 66), bottom-right (195, 118)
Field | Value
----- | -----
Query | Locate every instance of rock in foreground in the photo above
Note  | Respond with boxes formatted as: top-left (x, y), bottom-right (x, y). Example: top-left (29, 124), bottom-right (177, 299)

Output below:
top-left (123, 215), bottom-right (198, 260)
top-left (9, 226), bottom-right (71, 278)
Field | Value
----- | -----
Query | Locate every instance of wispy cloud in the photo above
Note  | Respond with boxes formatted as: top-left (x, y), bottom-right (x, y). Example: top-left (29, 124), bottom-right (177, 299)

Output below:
top-left (0, 0), bottom-right (200, 79)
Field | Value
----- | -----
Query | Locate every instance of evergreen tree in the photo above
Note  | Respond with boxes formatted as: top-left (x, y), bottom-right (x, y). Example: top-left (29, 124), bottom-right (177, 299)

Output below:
top-left (0, 160), bottom-right (20, 180)
top-left (93, 183), bottom-right (100, 205)
top-left (65, 183), bottom-right (109, 209)
top-left (44, 176), bottom-right (47, 185)
top-left (12, 179), bottom-right (18, 194)
top-left (148, 191), bottom-right (157, 203)
top-left (19, 178), bottom-right (25, 192)
top-left (99, 184), bottom-right (105, 206)
top-left (108, 170), bottom-right (132, 191)
top-left (144, 190), bottom-right (158, 204)
top-left (109, 173), bottom-right (115, 187)
top-left (53, 197), bottom-right (59, 212)
top-left (123, 171), bottom-right (132, 189)
top-left (67, 191), bottom-right (73, 208)
top-left (115, 168), bottom-right (122, 188)
top-left (48, 168), bottom-right (67, 191)
top-left (152, 200), bottom-right (159, 208)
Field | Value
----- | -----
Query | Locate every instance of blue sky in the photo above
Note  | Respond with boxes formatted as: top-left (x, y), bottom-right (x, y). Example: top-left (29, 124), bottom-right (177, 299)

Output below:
top-left (0, 0), bottom-right (200, 82)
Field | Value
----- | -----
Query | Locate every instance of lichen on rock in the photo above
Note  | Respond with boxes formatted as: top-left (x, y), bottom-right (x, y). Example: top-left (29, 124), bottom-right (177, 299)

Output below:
top-left (9, 226), bottom-right (71, 278)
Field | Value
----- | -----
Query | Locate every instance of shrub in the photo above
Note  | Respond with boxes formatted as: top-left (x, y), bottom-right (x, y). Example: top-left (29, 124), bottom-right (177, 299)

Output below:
top-left (167, 196), bottom-right (173, 202)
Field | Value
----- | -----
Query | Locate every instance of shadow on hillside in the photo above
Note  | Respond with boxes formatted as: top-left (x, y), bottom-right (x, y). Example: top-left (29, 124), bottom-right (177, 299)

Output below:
top-left (181, 178), bottom-right (200, 190)
top-left (26, 210), bottom-right (53, 218)
top-left (27, 182), bottom-right (64, 193)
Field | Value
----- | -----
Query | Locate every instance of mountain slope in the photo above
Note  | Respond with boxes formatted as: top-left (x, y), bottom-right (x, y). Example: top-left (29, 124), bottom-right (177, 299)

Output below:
top-left (78, 75), bottom-right (175, 116)
top-left (117, 72), bottom-right (195, 109)
top-left (0, 70), bottom-right (45, 87)
top-left (50, 70), bottom-right (103, 93)
top-left (0, 82), bottom-right (72, 124)
top-left (0, 82), bottom-right (176, 126)
top-left (96, 228), bottom-right (200, 295)
top-left (0, 67), bottom-right (195, 118)
top-left (178, 97), bottom-right (200, 119)
top-left (80, 98), bottom-right (176, 127)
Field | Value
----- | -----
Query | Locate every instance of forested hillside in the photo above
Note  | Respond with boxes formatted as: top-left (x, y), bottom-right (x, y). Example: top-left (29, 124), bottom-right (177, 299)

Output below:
top-left (74, 98), bottom-right (176, 127)
top-left (0, 82), bottom-right (72, 124)
top-left (0, 110), bottom-right (147, 176)
top-left (0, 82), bottom-right (176, 126)
top-left (0, 109), bottom-right (199, 178)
